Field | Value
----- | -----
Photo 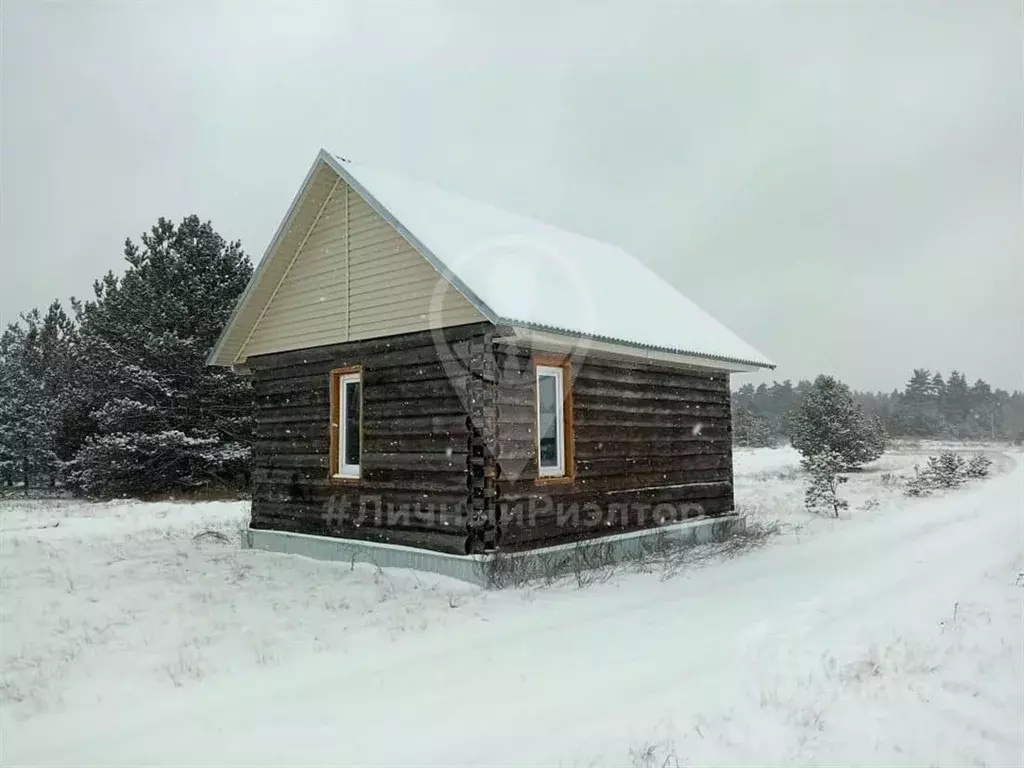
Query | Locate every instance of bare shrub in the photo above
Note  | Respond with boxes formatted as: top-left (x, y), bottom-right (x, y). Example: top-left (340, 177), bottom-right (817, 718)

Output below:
top-left (163, 652), bottom-right (205, 687)
top-left (253, 645), bottom-right (277, 666)
top-left (192, 529), bottom-right (230, 545)
top-left (629, 740), bottom-right (681, 768)
top-left (569, 541), bottom-right (617, 588)
top-left (658, 520), bottom-right (780, 580)
top-left (323, 597), bottom-right (350, 612)
top-left (477, 548), bottom-right (534, 589)
top-left (477, 540), bottom-right (617, 589)
top-left (480, 520), bottom-right (778, 590)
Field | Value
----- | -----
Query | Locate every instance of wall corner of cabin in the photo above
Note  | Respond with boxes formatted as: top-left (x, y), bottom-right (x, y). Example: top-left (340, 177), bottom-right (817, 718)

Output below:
top-left (465, 325), bottom-right (499, 553)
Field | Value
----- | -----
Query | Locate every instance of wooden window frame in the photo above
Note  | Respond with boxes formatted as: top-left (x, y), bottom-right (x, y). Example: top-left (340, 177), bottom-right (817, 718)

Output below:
top-left (533, 355), bottom-right (574, 485)
top-left (329, 365), bottom-right (363, 483)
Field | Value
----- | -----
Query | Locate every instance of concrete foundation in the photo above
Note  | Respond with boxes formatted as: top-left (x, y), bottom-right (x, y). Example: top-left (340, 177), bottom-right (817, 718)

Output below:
top-left (242, 513), bottom-right (746, 588)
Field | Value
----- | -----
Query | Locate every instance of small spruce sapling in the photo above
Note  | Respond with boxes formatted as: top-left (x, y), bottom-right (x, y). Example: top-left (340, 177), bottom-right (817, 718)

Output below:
top-left (924, 452), bottom-right (966, 489)
top-left (802, 448), bottom-right (849, 518)
top-left (964, 454), bottom-right (992, 479)
top-left (904, 468), bottom-right (931, 497)
top-left (904, 451), bottom-right (988, 497)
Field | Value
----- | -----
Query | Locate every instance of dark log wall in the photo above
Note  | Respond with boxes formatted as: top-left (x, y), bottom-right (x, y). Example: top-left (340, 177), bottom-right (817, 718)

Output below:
top-left (247, 323), bottom-right (736, 556)
top-left (249, 323), bottom-right (492, 555)
top-left (491, 343), bottom-right (735, 550)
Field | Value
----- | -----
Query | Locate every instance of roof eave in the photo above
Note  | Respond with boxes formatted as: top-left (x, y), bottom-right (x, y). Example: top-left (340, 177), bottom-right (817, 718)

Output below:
top-left (500, 322), bottom-right (775, 372)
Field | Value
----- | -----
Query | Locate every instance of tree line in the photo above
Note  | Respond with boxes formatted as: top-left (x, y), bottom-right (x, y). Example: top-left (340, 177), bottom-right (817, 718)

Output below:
top-left (781, 374), bottom-right (1000, 517)
top-left (734, 371), bottom-right (1024, 448)
top-left (0, 216), bottom-right (253, 496)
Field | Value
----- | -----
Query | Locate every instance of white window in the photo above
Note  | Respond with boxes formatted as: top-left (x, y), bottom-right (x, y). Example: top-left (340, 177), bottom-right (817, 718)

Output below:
top-left (536, 365), bottom-right (566, 477)
top-left (334, 370), bottom-right (362, 479)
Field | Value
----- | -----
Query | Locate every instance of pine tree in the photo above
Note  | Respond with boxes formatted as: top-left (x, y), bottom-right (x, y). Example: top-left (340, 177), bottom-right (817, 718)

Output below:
top-left (930, 372), bottom-right (947, 434)
top-left (732, 405), bottom-right (776, 448)
top-left (0, 325), bottom-right (29, 487)
top-left (63, 216), bottom-right (253, 497)
top-left (790, 375), bottom-right (886, 469)
top-left (0, 315), bottom-right (61, 489)
top-left (999, 391), bottom-right (1024, 443)
top-left (968, 379), bottom-right (996, 440)
top-left (802, 449), bottom-right (849, 517)
top-left (906, 369), bottom-right (932, 400)
top-left (901, 368), bottom-right (943, 436)
top-left (943, 371), bottom-right (971, 435)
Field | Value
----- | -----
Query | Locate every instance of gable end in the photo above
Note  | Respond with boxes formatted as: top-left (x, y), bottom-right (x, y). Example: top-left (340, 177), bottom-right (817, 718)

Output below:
top-left (211, 159), bottom-right (485, 365)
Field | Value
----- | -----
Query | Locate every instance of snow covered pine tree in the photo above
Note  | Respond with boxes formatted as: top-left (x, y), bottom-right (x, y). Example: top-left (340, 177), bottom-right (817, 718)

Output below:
top-left (790, 375), bottom-right (886, 469)
top-left (802, 448), bottom-right (849, 517)
top-left (732, 404), bottom-right (777, 448)
top-left (0, 323), bottom-right (53, 488)
top-left (64, 216), bottom-right (253, 497)
top-left (0, 303), bottom-right (73, 489)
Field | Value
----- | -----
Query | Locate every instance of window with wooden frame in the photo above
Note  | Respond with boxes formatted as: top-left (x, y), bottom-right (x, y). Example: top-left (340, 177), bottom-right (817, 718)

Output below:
top-left (329, 366), bottom-right (362, 480)
top-left (534, 356), bottom-right (574, 482)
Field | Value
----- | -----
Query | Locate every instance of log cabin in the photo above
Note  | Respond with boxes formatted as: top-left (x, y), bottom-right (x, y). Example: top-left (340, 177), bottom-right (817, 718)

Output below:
top-left (209, 149), bottom-right (774, 558)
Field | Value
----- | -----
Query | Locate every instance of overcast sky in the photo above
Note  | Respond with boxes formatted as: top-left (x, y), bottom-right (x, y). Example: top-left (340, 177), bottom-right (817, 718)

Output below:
top-left (2, 1), bottom-right (1021, 391)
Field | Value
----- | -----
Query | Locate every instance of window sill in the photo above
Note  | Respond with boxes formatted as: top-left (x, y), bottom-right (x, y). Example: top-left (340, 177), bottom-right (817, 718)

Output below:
top-left (330, 473), bottom-right (361, 484)
top-left (535, 474), bottom-right (574, 486)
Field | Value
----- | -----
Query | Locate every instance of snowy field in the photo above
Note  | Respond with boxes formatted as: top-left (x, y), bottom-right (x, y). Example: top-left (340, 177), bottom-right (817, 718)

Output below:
top-left (1, 444), bottom-right (1022, 766)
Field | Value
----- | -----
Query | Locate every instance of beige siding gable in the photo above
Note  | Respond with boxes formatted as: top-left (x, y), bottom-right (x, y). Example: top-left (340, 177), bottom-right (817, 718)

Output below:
top-left (214, 162), bottom-right (338, 365)
top-left (239, 168), bottom-right (483, 361)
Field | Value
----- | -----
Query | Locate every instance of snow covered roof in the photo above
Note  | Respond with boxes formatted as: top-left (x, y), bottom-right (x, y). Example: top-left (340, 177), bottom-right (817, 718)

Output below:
top-left (329, 152), bottom-right (773, 370)
top-left (210, 149), bottom-right (773, 370)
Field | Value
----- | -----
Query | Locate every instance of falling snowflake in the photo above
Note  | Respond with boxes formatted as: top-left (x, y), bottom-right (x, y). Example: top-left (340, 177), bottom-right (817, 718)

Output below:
top-left (692, 422), bottom-right (703, 436)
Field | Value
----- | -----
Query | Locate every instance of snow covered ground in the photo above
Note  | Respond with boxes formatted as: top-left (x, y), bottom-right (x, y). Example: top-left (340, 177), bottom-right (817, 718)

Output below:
top-left (1, 444), bottom-right (1022, 766)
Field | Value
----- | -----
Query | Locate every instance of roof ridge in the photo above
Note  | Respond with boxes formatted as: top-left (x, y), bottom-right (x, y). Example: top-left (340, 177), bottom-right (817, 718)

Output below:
top-left (327, 150), bottom-right (631, 256)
